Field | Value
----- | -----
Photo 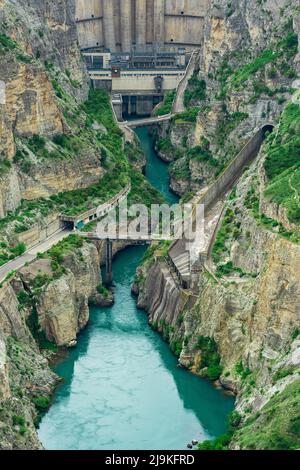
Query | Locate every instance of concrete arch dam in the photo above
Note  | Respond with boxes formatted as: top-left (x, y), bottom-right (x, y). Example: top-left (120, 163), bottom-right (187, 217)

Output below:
top-left (168, 124), bottom-right (275, 289)
top-left (75, 0), bottom-right (209, 52)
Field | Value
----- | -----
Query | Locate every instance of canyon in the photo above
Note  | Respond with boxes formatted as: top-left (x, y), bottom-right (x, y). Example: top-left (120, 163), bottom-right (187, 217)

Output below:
top-left (0, 0), bottom-right (299, 451)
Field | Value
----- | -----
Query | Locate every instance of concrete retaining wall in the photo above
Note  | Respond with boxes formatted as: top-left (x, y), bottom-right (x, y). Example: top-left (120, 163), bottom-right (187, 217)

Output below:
top-left (17, 214), bottom-right (61, 249)
top-left (193, 125), bottom-right (273, 215)
top-left (168, 124), bottom-right (274, 288)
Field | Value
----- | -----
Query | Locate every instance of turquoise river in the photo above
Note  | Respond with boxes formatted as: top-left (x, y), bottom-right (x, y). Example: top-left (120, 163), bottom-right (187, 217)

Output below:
top-left (38, 126), bottom-right (234, 450)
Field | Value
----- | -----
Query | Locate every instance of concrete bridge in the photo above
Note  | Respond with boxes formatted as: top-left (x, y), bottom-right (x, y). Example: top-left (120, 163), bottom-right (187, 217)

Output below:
top-left (0, 186), bottom-right (131, 284)
top-left (80, 232), bottom-right (152, 285)
top-left (118, 50), bottom-right (198, 128)
top-left (120, 113), bottom-right (173, 129)
top-left (114, 49), bottom-right (198, 130)
top-left (168, 123), bottom-right (275, 290)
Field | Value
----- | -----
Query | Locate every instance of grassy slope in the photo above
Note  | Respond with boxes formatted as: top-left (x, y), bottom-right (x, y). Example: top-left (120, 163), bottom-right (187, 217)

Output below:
top-left (264, 102), bottom-right (300, 224)
top-left (232, 379), bottom-right (300, 450)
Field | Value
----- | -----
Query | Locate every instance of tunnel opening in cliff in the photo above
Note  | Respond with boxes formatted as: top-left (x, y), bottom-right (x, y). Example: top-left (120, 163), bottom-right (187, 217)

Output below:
top-left (261, 124), bottom-right (275, 140)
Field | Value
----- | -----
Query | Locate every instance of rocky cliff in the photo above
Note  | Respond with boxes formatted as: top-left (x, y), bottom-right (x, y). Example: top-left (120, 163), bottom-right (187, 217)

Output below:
top-left (0, 237), bottom-right (111, 449)
top-left (0, 279), bottom-right (58, 449)
top-left (0, 0), bottom-right (108, 216)
top-left (136, 0), bottom-right (300, 449)
top-left (136, 117), bottom-right (300, 448)
top-left (156, 0), bottom-right (300, 198)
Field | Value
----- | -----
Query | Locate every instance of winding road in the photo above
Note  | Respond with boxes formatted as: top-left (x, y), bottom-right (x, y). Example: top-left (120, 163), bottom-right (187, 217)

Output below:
top-left (0, 228), bottom-right (71, 283)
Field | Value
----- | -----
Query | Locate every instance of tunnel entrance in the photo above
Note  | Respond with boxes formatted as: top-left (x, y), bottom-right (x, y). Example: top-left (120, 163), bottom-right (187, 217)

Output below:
top-left (60, 220), bottom-right (75, 230)
top-left (261, 124), bottom-right (274, 140)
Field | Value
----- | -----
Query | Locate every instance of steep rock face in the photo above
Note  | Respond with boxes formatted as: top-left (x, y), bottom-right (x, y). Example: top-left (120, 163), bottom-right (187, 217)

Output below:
top-left (17, 151), bottom-right (104, 201)
top-left (158, 0), bottom-right (299, 198)
top-left (0, 0), bottom-right (101, 215)
top-left (0, 0), bottom-right (87, 158)
top-left (20, 242), bottom-right (101, 346)
top-left (0, 238), bottom-right (108, 448)
top-left (0, 278), bottom-right (57, 450)
top-left (0, 332), bottom-right (10, 402)
top-left (0, 280), bottom-right (28, 340)
top-left (137, 233), bottom-right (300, 439)
top-left (136, 135), bottom-right (300, 447)
top-left (137, 261), bottom-right (191, 326)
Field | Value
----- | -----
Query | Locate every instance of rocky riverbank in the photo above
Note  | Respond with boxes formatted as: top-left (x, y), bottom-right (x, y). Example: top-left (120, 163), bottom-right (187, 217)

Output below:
top-left (0, 236), bottom-right (117, 449)
top-left (134, 137), bottom-right (300, 449)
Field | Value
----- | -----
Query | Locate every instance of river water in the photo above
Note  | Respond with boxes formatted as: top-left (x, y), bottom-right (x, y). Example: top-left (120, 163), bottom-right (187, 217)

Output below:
top-left (38, 126), bottom-right (234, 450)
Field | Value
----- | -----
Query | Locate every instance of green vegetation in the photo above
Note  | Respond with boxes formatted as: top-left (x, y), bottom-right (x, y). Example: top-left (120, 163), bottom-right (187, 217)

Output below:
top-left (12, 415), bottom-right (27, 435)
top-left (212, 209), bottom-right (241, 263)
top-left (0, 33), bottom-right (18, 51)
top-left (215, 261), bottom-right (253, 278)
top-left (124, 140), bottom-right (144, 166)
top-left (128, 167), bottom-right (165, 208)
top-left (13, 148), bottom-right (32, 173)
top-left (245, 184), bottom-right (300, 242)
top-left (184, 73), bottom-right (206, 107)
top-left (170, 339), bottom-right (183, 357)
top-left (172, 107), bottom-right (200, 124)
top-left (235, 361), bottom-right (252, 381)
top-left (231, 49), bottom-right (277, 88)
top-left (0, 242), bottom-right (26, 267)
top-left (169, 157), bottom-right (190, 180)
top-left (232, 379), bottom-right (300, 449)
top-left (51, 168), bottom-right (129, 217)
top-left (26, 307), bottom-right (58, 351)
top-left (264, 104), bottom-right (300, 179)
top-left (195, 336), bottom-right (223, 381)
top-left (214, 29), bottom-right (298, 108)
top-left (154, 90), bottom-right (176, 116)
top-left (0, 33), bottom-right (32, 63)
top-left (264, 103), bottom-right (300, 224)
top-left (12, 415), bottom-right (25, 426)
top-left (198, 411), bottom-right (242, 450)
top-left (47, 234), bottom-right (83, 280)
top-left (216, 110), bottom-right (248, 147)
top-left (156, 137), bottom-right (174, 154)
top-left (273, 366), bottom-right (297, 383)
top-left (96, 284), bottom-right (110, 299)
top-left (32, 396), bottom-right (51, 411)
top-left (230, 32), bottom-right (298, 89)
top-left (156, 137), bottom-right (185, 161)
top-left (187, 144), bottom-right (219, 168)
top-left (0, 160), bottom-right (12, 176)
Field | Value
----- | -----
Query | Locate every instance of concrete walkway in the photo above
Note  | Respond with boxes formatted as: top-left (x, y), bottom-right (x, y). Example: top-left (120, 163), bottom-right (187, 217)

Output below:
top-left (120, 113), bottom-right (172, 129)
top-left (173, 51), bottom-right (198, 114)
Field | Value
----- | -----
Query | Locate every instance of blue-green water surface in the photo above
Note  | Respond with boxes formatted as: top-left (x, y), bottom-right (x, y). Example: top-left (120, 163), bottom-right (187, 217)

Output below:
top-left (38, 127), bottom-right (234, 450)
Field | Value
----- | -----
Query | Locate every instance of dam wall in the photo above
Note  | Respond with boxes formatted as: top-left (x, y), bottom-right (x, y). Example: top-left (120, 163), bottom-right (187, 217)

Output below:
top-left (75, 0), bottom-right (208, 51)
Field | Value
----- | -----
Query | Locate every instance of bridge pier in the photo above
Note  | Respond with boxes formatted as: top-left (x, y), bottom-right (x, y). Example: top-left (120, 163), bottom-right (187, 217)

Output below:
top-left (105, 238), bottom-right (113, 286)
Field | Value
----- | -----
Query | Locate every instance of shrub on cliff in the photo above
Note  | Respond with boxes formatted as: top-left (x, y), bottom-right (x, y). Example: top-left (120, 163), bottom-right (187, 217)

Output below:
top-left (196, 336), bottom-right (223, 380)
